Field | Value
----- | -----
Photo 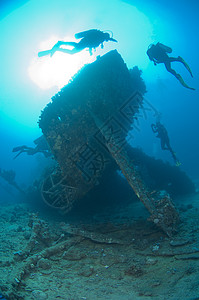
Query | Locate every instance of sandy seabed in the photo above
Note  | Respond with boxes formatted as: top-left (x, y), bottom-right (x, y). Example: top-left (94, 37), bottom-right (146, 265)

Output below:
top-left (0, 192), bottom-right (199, 300)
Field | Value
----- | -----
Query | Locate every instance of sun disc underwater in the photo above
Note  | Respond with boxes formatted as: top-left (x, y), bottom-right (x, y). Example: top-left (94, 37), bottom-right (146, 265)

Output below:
top-left (28, 36), bottom-right (95, 90)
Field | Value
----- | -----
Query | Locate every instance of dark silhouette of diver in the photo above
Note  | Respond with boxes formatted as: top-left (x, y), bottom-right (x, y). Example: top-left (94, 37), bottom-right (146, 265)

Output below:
top-left (151, 121), bottom-right (181, 166)
top-left (0, 168), bottom-right (25, 194)
top-left (12, 135), bottom-right (51, 159)
top-left (38, 29), bottom-right (117, 57)
top-left (147, 42), bottom-right (195, 90)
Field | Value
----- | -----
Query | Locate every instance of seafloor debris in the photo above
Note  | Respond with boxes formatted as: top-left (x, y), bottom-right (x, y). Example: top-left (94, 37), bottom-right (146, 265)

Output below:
top-left (60, 222), bottom-right (132, 245)
top-left (1, 199), bottom-right (199, 299)
top-left (39, 50), bottom-right (144, 206)
top-left (39, 50), bottom-right (179, 235)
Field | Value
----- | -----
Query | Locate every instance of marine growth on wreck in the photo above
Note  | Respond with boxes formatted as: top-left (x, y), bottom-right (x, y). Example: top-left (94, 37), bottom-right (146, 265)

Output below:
top-left (39, 50), bottom-right (179, 235)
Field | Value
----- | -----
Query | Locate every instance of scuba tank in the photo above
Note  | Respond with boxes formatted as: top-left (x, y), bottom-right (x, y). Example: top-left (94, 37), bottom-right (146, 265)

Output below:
top-left (74, 29), bottom-right (117, 43)
top-left (157, 42), bottom-right (172, 53)
top-left (74, 29), bottom-right (100, 39)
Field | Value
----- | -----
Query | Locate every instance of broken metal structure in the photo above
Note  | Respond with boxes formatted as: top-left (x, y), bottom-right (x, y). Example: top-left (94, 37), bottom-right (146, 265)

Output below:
top-left (39, 50), bottom-right (178, 236)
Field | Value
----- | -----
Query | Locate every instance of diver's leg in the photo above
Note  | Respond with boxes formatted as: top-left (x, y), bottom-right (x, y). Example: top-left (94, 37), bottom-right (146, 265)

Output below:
top-left (55, 47), bottom-right (82, 55)
top-left (169, 56), bottom-right (193, 77)
top-left (169, 148), bottom-right (181, 166)
top-left (170, 149), bottom-right (176, 160)
top-left (164, 62), bottom-right (195, 90)
top-left (13, 149), bottom-right (30, 159)
top-left (164, 61), bottom-right (179, 77)
top-left (160, 140), bottom-right (167, 150)
top-left (166, 142), bottom-right (181, 165)
top-left (50, 41), bottom-right (79, 56)
top-left (53, 41), bottom-right (85, 55)
top-left (13, 151), bottom-right (24, 159)
top-left (166, 139), bottom-right (174, 153)
top-left (12, 145), bottom-right (27, 152)
top-left (38, 42), bottom-right (82, 57)
top-left (55, 41), bottom-right (77, 47)
top-left (38, 42), bottom-right (77, 57)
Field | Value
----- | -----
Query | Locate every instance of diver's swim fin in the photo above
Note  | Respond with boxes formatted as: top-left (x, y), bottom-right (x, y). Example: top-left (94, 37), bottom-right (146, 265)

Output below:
top-left (38, 42), bottom-right (61, 57)
top-left (170, 151), bottom-right (181, 166)
top-left (38, 49), bottom-right (53, 57)
top-left (176, 161), bottom-right (182, 167)
top-left (176, 74), bottom-right (195, 90)
top-left (178, 56), bottom-right (193, 77)
top-left (12, 146), bottom-right (27, 152)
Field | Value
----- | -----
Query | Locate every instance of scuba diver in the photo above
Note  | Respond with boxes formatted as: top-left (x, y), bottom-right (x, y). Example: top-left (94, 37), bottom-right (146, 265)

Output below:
top-left (0, 168), bottom-right (25, 194)
top-left (12, 135), bottom-right (51, 159)
top-left (147, 42), bottom-right (195, 90)
top-left (151, 121), bottom-right (181, 166)
top-left (38, 29), bottom-right (117, 57)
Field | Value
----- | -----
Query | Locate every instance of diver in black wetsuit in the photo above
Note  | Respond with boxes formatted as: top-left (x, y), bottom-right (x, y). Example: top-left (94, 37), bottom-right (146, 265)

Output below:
top-left (38, 29), bottom-right (117, 57)
top-left (147, 42), bottom-right (195, 90)
top-left (151, 121), bottom-right (180, 166)
top-left (12, 135), bottom-right (51, 159)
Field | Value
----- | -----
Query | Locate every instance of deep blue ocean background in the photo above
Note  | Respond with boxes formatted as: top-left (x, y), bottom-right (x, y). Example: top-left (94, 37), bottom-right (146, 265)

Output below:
top-left (0, 0), bottom-right (198, 200)
top-left (0, 2), bottom-right (199, 299)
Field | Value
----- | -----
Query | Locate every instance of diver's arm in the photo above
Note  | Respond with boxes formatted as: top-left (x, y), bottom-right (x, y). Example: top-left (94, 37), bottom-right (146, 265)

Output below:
top-left (153, 58), bottom-right (160, 65)
top-left (148, 56), bottom-right (158, 65)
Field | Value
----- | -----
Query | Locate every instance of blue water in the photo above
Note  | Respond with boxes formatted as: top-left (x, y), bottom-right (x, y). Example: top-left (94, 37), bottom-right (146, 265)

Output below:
top-left (0, 1), bottom-right (199, 299)
top-left (1, 0), bottom-right (198, 191)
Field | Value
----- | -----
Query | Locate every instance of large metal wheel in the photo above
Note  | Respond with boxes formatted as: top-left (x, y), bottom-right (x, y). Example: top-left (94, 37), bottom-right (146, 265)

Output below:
top-left (41, 169), bottom-right (78, 214)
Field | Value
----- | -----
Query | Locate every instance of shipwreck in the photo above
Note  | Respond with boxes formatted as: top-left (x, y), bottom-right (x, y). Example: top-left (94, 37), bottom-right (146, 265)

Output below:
top-left (39, 50), bottom-right (179, 236)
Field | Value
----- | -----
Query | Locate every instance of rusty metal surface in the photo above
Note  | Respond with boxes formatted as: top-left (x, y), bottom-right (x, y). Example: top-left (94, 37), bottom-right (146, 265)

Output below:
top-left (103, 140), bottom-right (179, 236)
top-left (39, 50), bottom-right (143, 202)
top-left (39, 50), bottom-right (178, 234)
